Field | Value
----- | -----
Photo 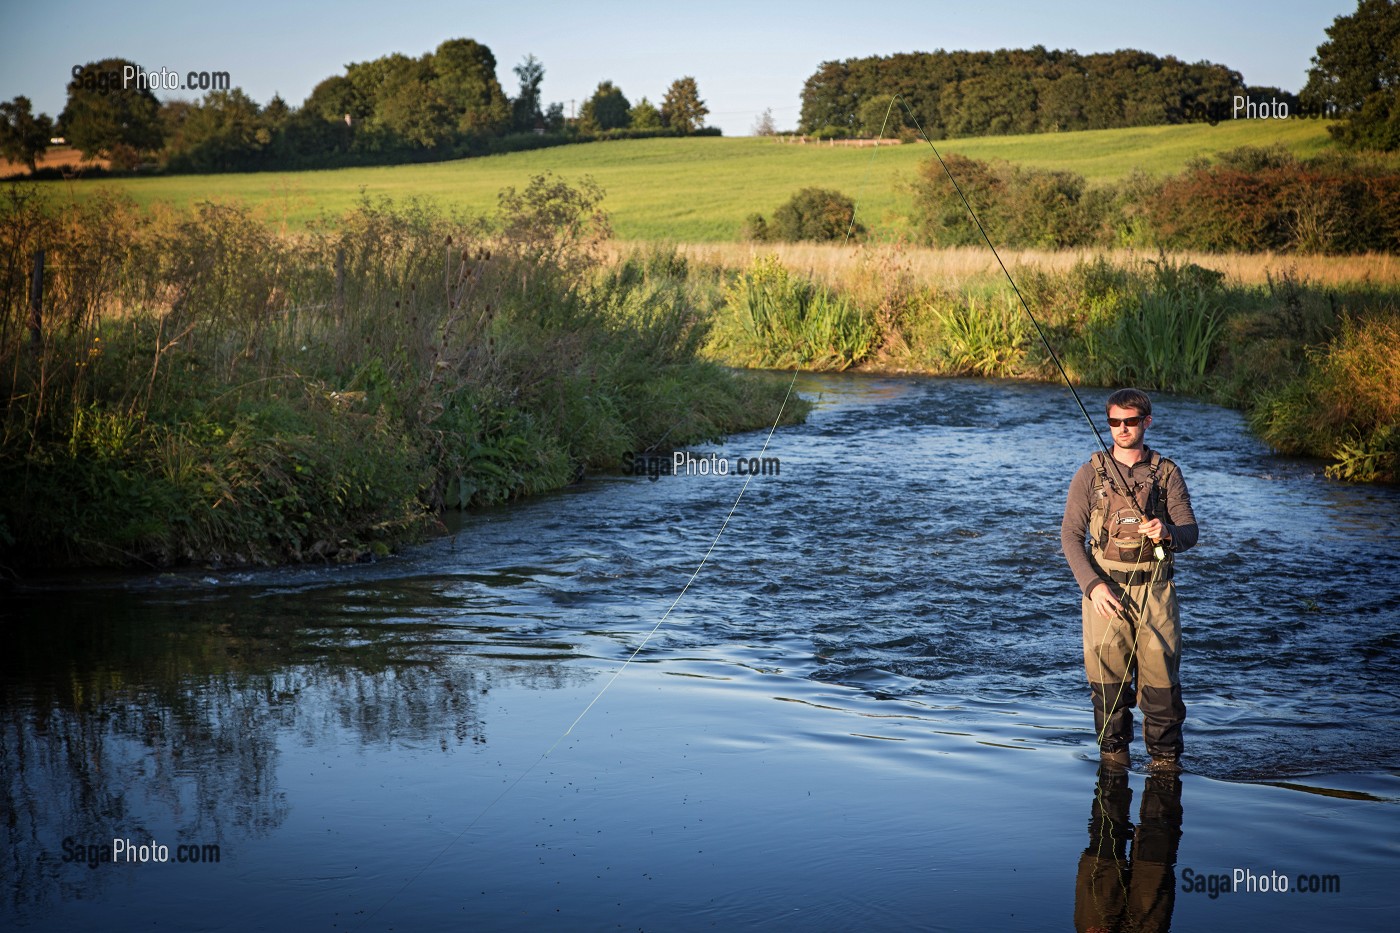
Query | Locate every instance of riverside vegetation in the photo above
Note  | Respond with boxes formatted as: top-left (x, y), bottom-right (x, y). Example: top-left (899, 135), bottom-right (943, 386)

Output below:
top-left (700, 246), bottom-right (1397, 484)
top-left (5, 168), bottom-right (1397, 571)
top-left (0, 178), bottom-right (803, 570)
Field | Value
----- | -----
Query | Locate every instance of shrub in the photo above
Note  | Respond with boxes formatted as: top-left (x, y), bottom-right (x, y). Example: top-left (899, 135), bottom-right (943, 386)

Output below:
top-left (769, 187), bottom-right (865, 242)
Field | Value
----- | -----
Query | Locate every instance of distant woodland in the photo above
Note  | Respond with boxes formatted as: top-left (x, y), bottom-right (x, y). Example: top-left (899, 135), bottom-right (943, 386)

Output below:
top-left (1, 39), bottom-right (714, 176)
top-left (797, 47), bottom-right (1293, 138)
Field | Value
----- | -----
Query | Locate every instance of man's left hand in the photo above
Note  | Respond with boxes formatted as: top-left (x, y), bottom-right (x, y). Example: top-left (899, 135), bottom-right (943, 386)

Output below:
top-left (1139, 518), bottom-right (1170, 543)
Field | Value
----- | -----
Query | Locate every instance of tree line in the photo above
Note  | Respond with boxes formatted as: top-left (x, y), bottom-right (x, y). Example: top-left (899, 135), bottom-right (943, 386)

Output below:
top-left (796, 1), bottom-right (1398, 152)
top-left (0, 39), bottom-right (713, 175)
top-left (797, 46), bottom-right (1284, 139)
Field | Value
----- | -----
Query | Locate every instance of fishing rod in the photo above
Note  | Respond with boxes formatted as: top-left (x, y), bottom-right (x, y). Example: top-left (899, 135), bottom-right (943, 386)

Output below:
top-left (880, 96), bottom-right (1163, 557)
top-left (869, 98), bottom-right (1170, 753)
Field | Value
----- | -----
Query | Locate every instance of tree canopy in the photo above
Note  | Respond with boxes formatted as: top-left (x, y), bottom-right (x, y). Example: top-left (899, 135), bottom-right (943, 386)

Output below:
top-left (0, 97), bottom-right (53, 172)
top-left (660, 77), bottom-right (709, 134)
top-left (61, 59), bottom-right (165, 167)
top-left (19, 39), bottom-right (719, 176)
top-left (1303, 0), bottom-right (1400, 150)
top-left (580, 81), bottom-right (631, 132)
top-left (798, 48), bottom-right (1252, 138)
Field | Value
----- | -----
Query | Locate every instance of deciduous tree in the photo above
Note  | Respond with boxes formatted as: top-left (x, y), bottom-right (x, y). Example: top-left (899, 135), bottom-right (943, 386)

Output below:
top-left (0, 96), bottom-right (54, 172)
top-left (432, 39), bottom-right (510, 136)
top-left (512, 54), bottom-right (545, 132)
top-left (629, 97), bottom-right (663, 130)
top-left (1303, 0), bottom-right (1400, 150)
top-left (579, 81), bottom-right (630, 132)
top-left (660, 77), bottom-right (708, 134)
top-left (61, 59), bottom-right (164, 168)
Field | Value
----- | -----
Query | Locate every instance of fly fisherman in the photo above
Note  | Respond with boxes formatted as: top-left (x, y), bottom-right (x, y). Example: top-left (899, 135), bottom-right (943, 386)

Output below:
top-left (1061, 389), bottom-right (1198, 773)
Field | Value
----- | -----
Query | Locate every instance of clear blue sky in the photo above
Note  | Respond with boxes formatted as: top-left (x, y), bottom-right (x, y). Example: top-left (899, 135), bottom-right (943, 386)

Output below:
top-left (0, 0), bottom-right (1357, 134)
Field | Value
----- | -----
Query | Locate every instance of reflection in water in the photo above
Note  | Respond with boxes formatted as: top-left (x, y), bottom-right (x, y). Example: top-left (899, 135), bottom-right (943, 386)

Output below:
top-left (1074, 767), bottom-right (1184, 933)
top-left (0, 590), bottom-right (580, 920)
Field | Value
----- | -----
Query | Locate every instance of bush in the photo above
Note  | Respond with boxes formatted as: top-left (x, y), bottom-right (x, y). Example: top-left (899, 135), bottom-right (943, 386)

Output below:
top-left (742, 212), bottom-right (770, 242)
top-left (910, 154), bottom-right (1106, 249)
top-left (769, 187), bottom-right (865, 242)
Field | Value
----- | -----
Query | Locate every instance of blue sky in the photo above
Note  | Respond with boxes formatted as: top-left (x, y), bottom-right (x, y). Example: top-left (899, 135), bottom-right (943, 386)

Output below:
top-left (1, 0), bottom-right (1357, 134)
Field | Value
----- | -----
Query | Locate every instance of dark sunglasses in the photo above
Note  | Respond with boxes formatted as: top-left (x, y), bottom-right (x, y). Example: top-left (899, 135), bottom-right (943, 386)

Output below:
top-left (1107, 416), bottom-right (1144, 428)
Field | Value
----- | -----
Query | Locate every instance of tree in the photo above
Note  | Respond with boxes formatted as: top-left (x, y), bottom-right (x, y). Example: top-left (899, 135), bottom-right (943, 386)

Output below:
top-left (629, 97), bottom-right (663, 130)
top-left (1303, 0), bottom-right (1400, 150)
top-left (579, 81), bottom-right (630, 132)
top-left (432, 38), bottom-right (510, 136)
top-left (543, 101), bottom-right (566, 133)
top-left (304, 74), bottom-right (367, 124)
top-left (660, 77), bottom-right (708, 134)
top-left (512, 54), bottom-right (545, 132)
top-left (379, 55), bottom-right (455, 148)
top-left (61, 59), bottom-right (164, 168)
top-left (856, 97), bottom-right (906, 137)
top-left (752, 107), bottom-right (777, 136)
top-left (0, 96), bottom-right (54, 172)
top-left (163, 88), bottom-right (269, 170)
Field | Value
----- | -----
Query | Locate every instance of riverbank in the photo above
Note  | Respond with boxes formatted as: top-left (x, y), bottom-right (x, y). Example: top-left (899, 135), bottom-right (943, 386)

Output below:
top-left (4, 183), bottom-right (1395, 573)
top-left (686, 243), bottom-right (1399, 483)
top-left (0, 184), bottom-right (806, 571)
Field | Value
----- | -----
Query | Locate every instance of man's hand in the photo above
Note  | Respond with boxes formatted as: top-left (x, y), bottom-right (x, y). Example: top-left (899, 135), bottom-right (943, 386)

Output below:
top-left (1139, 518), bottom-right (1170, 543)
top-left (1089, 582), bottom-right (1123, 619)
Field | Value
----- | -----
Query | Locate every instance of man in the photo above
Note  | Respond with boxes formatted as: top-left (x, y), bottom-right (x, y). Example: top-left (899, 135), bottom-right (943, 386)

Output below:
top-left (1061, 388), bottom-right (1198, 772)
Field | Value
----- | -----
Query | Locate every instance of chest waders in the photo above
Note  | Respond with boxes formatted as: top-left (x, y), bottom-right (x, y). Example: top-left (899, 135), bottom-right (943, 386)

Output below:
top-left (1084, 451), bottom-right (1185, 765)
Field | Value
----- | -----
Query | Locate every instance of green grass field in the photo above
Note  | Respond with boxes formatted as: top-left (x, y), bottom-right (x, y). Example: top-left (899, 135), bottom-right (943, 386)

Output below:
top-left (31, 119), bottom-right (1335, 241)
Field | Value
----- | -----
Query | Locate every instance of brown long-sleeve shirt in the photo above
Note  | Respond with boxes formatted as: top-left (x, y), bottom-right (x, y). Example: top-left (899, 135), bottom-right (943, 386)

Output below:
top-left (1060, 447), bottom-right (1198, 597)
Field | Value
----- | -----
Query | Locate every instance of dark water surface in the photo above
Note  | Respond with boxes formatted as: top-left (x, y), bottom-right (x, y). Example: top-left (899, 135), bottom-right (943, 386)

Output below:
top-left (4, 374), bottom-right (1398, 931)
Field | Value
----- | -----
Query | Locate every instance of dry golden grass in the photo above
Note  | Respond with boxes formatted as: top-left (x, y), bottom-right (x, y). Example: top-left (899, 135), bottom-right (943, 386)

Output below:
top-left (0, 146), bottom-right (109, 177)
top-left (615, 240), bottom-right (1400, 289)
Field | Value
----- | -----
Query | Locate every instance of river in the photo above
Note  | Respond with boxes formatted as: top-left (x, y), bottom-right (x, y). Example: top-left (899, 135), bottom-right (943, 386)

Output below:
top-left (4, 373), bottom-right (1397, 931)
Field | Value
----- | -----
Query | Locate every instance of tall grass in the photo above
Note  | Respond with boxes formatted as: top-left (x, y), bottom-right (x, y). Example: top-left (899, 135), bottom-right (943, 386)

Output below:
top-left (0, 181), bottom-right (805, 569)
top-left (707, 255), bottom-right (877, 370)
top-left (697, 245), bottom-right (1398, 483)
top-left (1252, 314), bottom-right (1400, 482)
top-left (921, 293), bottom-right (1029, 377)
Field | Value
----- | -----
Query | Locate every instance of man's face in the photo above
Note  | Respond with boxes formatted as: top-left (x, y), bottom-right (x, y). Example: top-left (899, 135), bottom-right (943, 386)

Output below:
top-left (1107, 404), bottom-right (1151, 450)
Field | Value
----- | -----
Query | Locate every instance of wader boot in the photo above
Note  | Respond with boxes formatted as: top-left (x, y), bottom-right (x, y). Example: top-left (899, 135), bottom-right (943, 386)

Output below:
top-left (1091, 681), bottom-right (1133, 765)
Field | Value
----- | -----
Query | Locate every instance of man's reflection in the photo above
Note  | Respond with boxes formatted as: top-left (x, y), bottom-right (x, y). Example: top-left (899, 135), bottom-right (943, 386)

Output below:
top-left (1074, 763), bottom-right (1183, 933)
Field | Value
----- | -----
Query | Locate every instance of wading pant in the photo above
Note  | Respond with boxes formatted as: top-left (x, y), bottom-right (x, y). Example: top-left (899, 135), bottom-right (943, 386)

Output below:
top-left (1074, 768), bottom-right (1183, 933)
top-left (1082, 555), bottom-right (1185, 758)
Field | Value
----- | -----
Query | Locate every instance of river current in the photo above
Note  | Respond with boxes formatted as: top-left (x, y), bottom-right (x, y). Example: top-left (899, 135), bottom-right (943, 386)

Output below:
top-left (4, 373), bottom-right (1397, 930)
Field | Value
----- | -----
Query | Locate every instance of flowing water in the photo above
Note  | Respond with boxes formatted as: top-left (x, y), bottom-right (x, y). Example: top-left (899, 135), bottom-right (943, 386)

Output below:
top-left (4, 374), bottom-right (1398, 931)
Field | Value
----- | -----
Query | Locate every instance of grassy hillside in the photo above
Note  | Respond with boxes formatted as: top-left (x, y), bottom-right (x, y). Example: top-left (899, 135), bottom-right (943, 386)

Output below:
top-left (30, 120), bottom-right (1335, 242)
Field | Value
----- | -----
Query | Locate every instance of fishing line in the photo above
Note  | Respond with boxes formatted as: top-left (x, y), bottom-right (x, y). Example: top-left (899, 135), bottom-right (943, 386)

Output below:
top-left (877, 95), bottom-right (1154, 506)
top-left (355, 350), bottom-right (801, 931)
top-left (863, 96), bottom-right (1168, 758)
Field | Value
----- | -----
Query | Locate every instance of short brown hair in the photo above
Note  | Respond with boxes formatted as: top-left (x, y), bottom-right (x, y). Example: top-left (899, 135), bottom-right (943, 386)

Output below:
top-left (1105, 388), bottom-right (1152, 417)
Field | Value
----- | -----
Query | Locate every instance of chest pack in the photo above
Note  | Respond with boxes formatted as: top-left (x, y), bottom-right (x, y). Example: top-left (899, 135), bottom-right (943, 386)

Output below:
top-left (1088, 450), bottom-right (1170, 565)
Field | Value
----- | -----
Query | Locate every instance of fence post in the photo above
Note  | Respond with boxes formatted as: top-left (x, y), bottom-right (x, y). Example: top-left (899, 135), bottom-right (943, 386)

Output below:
top-left (28, 250), bottom-right (44, 351)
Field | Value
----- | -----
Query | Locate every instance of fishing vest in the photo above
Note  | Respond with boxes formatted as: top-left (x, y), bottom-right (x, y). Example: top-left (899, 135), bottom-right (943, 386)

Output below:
top-left (1087, 450), bottom-right (1171, 565)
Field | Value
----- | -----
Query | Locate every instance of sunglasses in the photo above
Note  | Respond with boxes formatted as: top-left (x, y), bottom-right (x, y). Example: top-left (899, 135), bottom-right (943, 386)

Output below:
top-left (1107, 416), bottom-right (1144, 428)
